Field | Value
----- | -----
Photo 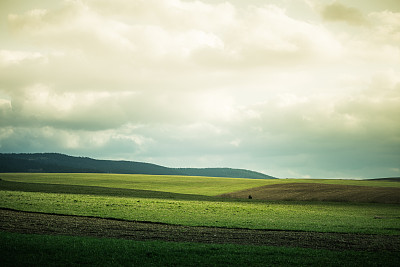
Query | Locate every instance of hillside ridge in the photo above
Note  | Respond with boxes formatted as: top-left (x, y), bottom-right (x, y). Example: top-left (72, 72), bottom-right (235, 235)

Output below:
top-left (0, 153), bottom-right (276, 179)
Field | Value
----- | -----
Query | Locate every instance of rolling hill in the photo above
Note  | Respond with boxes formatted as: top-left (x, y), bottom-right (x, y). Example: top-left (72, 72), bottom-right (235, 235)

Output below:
top-left (0, 153), bottom-right (276, 179)
top-left (219, 182), bottom-right (400, 204)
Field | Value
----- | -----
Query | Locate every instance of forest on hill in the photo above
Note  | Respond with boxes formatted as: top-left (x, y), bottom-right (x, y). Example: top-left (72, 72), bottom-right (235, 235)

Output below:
top-left (0, 153), bottom-right (276, 179)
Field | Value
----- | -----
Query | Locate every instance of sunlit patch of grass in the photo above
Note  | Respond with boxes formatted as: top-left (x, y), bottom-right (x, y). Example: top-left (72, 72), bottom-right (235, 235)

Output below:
top-left (1, 190), bottom-right (399, 235)
top-left (0, 173), bottom-right (280, 195)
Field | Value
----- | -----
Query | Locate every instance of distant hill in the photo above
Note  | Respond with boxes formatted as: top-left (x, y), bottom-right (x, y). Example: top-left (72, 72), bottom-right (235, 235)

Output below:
top-left (178, 168), bottom-right (274, 179)
top-left (0, 153), bottom-right (276, 179)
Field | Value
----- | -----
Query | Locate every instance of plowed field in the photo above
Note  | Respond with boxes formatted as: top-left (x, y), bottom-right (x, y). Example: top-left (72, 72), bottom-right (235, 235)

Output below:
top-left (219, 183), bottom-right (400, 204)
top-left (1, 208), bottom-right (399, 252)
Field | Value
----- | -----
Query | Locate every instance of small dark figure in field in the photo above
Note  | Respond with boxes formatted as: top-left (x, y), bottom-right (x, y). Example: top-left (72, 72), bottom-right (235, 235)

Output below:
top-left (248, 195), bottom-right (252, 199)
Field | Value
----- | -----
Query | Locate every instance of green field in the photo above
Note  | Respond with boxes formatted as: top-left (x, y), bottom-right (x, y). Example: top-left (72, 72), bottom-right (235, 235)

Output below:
top-left (0, 173), bottom-right (277, 195)
top-left (1, 173), bottom-right (400, 234)
top-left (1, 189), bottom-right (400, 234)
top-left (1, 173), bottom-right (399, 266)
top-left (1, 232), bottom-right (399, 267)
top-left (1, 173), bottom-right (399, 195)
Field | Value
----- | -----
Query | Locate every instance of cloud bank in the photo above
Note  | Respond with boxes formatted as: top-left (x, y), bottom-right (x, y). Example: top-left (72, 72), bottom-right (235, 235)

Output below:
top-left (0, 0), bottom-right (399, 178)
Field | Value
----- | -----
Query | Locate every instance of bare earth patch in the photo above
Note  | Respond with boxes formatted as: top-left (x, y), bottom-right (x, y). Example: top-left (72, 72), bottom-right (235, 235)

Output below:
top-left (218, 183), bottom-right (400, 204)
top-left (1, 208), bottom-right (399, 252)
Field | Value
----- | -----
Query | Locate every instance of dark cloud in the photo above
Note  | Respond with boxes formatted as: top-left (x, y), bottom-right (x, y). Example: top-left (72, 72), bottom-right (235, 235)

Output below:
top-left (322, 2), bottom-right (368, 26)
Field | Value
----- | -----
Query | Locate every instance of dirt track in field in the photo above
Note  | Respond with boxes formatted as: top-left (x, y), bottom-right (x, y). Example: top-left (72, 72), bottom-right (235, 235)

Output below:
top-left (218, 183), bottom-right (400, 204)
top-left (1, 208), bottom-right (399, 252)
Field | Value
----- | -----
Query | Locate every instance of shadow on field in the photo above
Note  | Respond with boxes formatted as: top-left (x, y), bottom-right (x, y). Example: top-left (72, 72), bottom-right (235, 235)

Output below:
top-left (0, 180), bottom-right (225, 202)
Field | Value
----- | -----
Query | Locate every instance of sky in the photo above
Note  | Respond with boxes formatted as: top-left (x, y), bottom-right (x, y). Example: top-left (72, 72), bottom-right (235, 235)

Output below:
top-left (0, 0), bottom-right (399, 178)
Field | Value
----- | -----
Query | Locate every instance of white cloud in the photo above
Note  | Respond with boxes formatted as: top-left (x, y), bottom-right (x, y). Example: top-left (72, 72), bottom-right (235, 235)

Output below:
top-left (0, 50), bottom-right (46, 66)
top-left (368, 11), bottom-right (400, 46)
top-left (6, 0), bottom-right (342, 69)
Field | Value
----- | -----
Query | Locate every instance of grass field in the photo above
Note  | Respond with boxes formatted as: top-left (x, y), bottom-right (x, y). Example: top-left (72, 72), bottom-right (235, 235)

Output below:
top-left (0, 173), bottom-right (276, 195)
top-left (1, 189), bottom-right (399, 234)
top-left (1, 173), bottom-right (400, 266)
top-left (1, 173), bottom-right (400, 234)
top-left (1, 173), bottom-right (399, 196)
top-left (1, 232), bottom-right (399, 267)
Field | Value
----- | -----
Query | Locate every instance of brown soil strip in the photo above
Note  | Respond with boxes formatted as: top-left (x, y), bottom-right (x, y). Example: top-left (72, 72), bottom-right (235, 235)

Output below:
top-left (219, 183), bottom-right (400, 204)
top-left (1, 208), bottom-right (399, 252)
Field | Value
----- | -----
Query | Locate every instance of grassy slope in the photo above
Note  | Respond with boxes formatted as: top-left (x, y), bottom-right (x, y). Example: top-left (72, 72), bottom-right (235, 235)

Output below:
top-left (0, 173), bottom-right (277, 196)
top-left (1, 232), bottom-right (399, 267)
top-left (1, 173), bottom-right (399, 197)
top-left (219, 183), bottom-right (400, 204)
top-left (1, 190), bottom-right (399, 234)
top-left (1, 173), bottom-right (399, 235)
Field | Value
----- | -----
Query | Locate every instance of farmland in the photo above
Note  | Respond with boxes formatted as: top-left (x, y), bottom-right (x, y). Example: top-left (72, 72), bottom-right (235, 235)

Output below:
top-left (1, 173), bottom-right (400, 266)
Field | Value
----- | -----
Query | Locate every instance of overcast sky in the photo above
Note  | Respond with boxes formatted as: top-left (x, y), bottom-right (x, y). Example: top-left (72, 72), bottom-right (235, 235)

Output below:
top-left (1, 0), bottom-right (399, 178)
